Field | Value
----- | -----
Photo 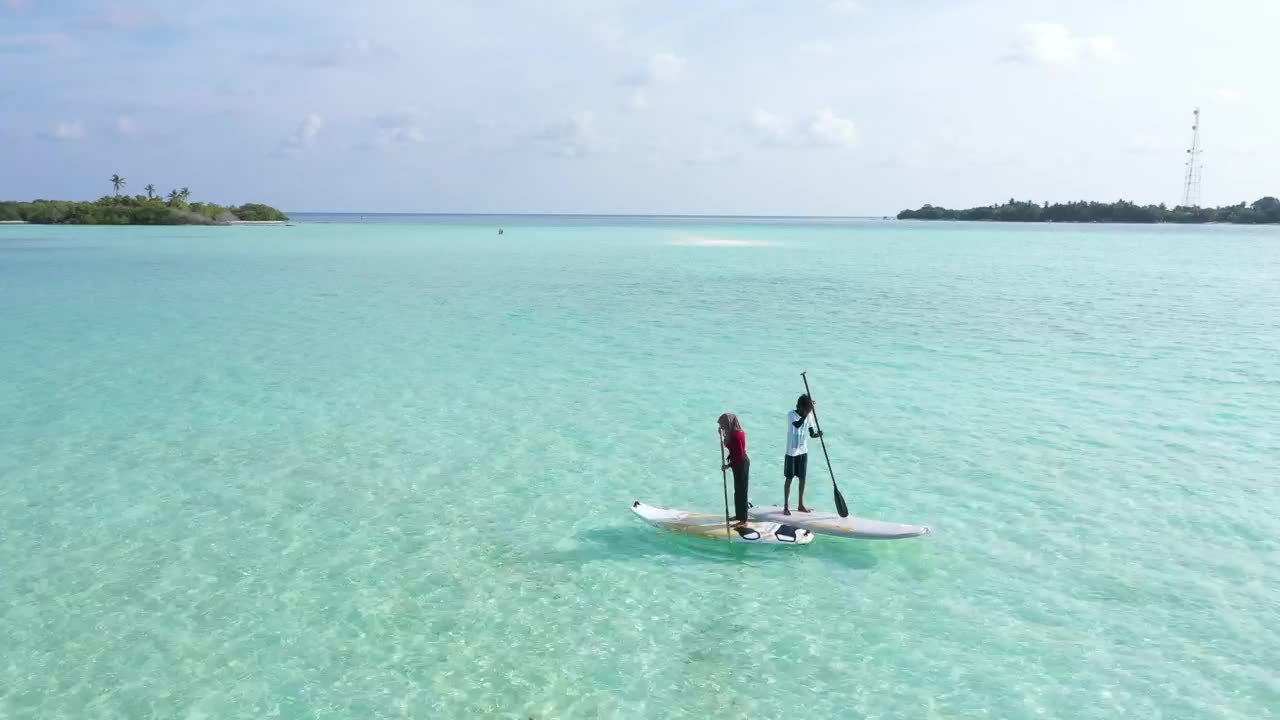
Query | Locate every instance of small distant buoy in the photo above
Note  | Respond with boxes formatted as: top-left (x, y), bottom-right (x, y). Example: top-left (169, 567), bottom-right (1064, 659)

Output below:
top-left (498, 228), bottom-right (504, 235)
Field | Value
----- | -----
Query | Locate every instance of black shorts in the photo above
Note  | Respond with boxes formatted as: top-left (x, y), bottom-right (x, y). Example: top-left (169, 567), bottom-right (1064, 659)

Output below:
top-left (784, 453), bottom-right (808, 479)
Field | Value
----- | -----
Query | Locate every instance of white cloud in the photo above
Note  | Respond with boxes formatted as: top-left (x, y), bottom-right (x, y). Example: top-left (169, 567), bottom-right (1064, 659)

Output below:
top-left (623, 52), bottom-right (686, 87)
top-left (807, 108), bottom-right (857, 148)
top-left (827, 0), bottom-right (860, 15)
top-left (42, 120), bottom-right (86, 142)
top-left (622, 51), bottom-right (686, 109)
top-left (281, 113), bottom-right (323, 151)
top-left (1010, 23), bottom-right (1128, 67)
top-left (626, 89), bottom-right (649, 111)
top-left (750, 109), bottom-right (790, 144)
top-left (647, 52), bottom-right (686, 84)
top-left (750, 108), bottom-right (857, 149)
top-left (115, 115), bottom-right (139, 137)
top-left (374, 111), bottom-right (426, 145)
top-left (538, 112), bottom-right (601, 158)
top-left (1016, 23), bottom-right (1078, 66)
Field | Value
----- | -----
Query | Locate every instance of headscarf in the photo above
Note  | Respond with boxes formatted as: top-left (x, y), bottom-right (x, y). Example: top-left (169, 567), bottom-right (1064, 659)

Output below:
top-left (717, 413), bottom-right (742, 434)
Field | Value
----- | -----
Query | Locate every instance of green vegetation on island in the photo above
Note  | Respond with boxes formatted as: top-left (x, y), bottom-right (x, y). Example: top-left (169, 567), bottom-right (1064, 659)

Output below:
top-left (0, 175), bottom-right (288, 225)
top-left (897, 197), bottom-right (1280, 225)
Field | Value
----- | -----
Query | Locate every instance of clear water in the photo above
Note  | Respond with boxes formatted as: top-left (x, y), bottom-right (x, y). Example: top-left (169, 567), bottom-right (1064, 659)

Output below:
top-left (1, 218), bottom-right (1277, 719)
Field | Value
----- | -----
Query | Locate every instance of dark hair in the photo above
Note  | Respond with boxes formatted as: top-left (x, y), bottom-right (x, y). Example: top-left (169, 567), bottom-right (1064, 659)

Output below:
top-left (796, 394), bottom-right (812, 410)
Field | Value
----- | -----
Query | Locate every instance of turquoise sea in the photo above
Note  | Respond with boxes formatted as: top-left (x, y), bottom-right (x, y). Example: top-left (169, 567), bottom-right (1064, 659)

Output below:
top-left (1, 217), bottom-right (1277, 719)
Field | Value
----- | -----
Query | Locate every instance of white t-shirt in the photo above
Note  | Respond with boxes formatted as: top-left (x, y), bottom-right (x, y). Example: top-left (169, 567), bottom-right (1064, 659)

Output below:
top-left (785, 410), bottom-right (815, 456)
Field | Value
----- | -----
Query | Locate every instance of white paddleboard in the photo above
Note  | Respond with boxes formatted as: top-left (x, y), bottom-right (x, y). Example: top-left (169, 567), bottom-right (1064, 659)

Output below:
top-left (747, 506), bottom-right (930, 540)
top-left (631, 501), bottom-right (814, 545)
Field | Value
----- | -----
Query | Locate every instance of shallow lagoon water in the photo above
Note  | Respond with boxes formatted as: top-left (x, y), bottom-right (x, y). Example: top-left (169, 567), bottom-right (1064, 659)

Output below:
top-left (1, 218), bottom-right (1277, 718)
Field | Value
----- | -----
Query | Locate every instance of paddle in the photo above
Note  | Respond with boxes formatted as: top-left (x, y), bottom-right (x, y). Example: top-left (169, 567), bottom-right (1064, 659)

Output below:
top-left (719, 428), bottom-right (731, 541)
top-left (801, 371), bottom-right (849, 518)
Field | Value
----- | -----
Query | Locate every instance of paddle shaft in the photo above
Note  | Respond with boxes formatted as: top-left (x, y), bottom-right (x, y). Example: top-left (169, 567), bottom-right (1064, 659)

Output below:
top-left (719, 429), bottom-right (731, 541)
top-left (801, 372), bottom-right (840, 494)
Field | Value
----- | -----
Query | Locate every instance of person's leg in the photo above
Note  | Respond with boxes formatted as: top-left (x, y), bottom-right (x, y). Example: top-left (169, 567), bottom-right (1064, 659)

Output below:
top-left (783, 455), bottom-right (794, 514)
top-left (796, 454), bottom-right (810, 512)
top-left (733, 459), bottom-right (749, 523)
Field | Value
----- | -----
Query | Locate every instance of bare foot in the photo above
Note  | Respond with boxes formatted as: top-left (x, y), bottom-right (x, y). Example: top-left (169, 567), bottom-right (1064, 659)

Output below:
top-left (782, 507), bottom-right (791, 516)
top-left (797, 505), bottom-right (811, 513)
top-left (733, 519), bottom-right (748, 528)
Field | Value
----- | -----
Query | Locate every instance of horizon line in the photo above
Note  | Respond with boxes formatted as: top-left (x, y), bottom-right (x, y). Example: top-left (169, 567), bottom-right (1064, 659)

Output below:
top-left (285, 211), bottom-right (895, 219)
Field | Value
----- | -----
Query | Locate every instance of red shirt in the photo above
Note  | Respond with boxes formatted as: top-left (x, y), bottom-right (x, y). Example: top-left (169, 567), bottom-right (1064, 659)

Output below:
top-left (724, 430), bottom-right (748, 465)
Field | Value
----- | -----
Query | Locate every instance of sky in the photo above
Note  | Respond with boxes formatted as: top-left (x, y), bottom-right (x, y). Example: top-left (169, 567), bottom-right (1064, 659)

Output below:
top-left (1, 0), bottom-right (1277, 214)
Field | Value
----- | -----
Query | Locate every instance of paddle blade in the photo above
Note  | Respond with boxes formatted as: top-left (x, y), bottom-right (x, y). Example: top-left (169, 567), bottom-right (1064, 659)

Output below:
top-left (833, 483), bottom-right (849, 518)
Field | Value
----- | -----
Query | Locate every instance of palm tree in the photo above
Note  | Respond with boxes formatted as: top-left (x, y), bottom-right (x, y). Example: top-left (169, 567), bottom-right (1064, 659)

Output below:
top-left (110, 174), bottom-right (126, 195)
top-left (166, 189), bottom-right (181, 206)
top-left (144, 184), bottom-right (156, 199)
top-left (180, 187), bottom-right (191, 201)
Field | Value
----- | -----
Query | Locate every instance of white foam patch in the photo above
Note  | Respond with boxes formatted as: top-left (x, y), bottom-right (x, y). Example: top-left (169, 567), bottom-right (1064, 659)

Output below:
top-left (667, 234), bottom-right (774, 247)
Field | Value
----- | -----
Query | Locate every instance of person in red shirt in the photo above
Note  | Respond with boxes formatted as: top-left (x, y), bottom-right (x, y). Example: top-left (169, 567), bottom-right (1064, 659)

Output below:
top-left (718, 413), bottom-right (750, 527)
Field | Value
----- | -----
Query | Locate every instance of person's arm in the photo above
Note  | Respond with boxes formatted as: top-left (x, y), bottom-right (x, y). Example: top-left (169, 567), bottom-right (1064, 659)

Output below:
top-left (808, 417), bottom-right (822, 438)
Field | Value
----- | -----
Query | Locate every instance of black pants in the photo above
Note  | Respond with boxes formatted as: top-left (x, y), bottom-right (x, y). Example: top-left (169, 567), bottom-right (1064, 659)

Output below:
top-left (730, 458), bottom-right (750, 521)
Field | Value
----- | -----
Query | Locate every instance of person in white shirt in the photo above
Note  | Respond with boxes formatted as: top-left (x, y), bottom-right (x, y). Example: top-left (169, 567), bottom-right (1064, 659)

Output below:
top-left (783, 394), bottom-right (822, 515)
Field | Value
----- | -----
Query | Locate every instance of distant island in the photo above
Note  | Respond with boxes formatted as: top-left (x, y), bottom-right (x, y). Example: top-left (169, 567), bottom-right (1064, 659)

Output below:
top-left (0, 175), bottom-right (288, 226)
top-left (897, 197), bottom-right (1280, 225)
